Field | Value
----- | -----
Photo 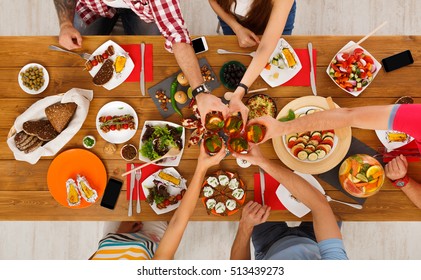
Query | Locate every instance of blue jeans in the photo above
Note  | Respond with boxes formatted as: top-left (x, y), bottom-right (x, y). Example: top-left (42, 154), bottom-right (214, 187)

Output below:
top-left (73, 8), bottom-right (160, 35)
top-left (219, 0), bottom-right (296, 35)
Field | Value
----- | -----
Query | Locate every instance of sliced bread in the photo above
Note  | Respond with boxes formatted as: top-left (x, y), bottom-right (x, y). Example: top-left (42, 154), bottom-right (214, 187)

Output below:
top-left (45, 102), bottom-right (77, 133)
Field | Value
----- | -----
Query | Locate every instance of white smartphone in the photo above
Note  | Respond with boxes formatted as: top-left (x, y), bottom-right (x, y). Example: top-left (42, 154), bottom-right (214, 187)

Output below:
top-left (192, 36), bottom-right (209, 54)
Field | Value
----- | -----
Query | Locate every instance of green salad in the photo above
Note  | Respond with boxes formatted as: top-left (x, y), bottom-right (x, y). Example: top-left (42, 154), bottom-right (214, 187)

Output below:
top-left (140, 124), bottom-right (183, 160)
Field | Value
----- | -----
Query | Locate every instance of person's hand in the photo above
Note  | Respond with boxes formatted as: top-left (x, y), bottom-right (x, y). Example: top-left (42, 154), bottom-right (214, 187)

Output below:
top-left (59, 24), bottom-right (82, 50)
top-left (385, 154), bottom-right (408, 181)
top-left (235, 26), bottom-right (260, 48)
top-left (195, 93), bottom-right (229, 125)
top-left (197, 140), bottom-right (226, 170)
top-left (247, 115), bottom-right (283, 144)
top-left (231, 144), bottom-right (267, 166)
top-left (239, 201), bottom-right (270, 230)
top-left (228, 94), bottom-right (249, 127)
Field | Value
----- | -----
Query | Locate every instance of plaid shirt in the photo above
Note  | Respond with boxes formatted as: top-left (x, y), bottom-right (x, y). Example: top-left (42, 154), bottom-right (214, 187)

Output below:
top-left (76, 0), bottom-right (190, 51)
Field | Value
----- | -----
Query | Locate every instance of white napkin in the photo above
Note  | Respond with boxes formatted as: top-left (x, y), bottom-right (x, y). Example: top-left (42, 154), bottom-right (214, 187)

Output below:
top-left (6, 88), bottom-right (93, 164)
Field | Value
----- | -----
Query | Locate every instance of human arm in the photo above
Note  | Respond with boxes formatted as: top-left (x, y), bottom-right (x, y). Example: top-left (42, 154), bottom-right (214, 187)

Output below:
top-left (230, 201), bottom-right (270, 260)
top-left (53, 0), bottom-right (82, 49)
top-left (249, 105), bottom-right (394, 144)
top-left (228, 0), bottom-right (294, 125)
top-left (153, 143), bottom-right (226, 260)
top-left (385, 154), bottom-right (421, 209)
top-left (233, 146), bottom-right (342, 242)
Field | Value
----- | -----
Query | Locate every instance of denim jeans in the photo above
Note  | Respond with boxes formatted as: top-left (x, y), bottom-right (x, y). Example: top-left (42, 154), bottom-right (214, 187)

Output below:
top-left (219, 0), bottom-right (296, 35)
top-left (73, 8), bottom-right (160, 35)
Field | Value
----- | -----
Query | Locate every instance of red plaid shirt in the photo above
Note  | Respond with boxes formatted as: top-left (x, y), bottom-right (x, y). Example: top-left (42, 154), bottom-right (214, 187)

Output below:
top-left (76, 0), bottom-right (190, 51)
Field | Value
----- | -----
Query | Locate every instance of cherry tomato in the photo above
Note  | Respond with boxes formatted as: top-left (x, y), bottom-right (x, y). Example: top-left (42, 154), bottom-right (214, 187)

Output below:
top-left (110, 125), bottom-right (116, 131)
top-left (91, 59), bottom-right (98, 66)
top-left (122, 123), bottom-right (129, 129)
top-left (106, 116), bottom-right (112, 121)
top-left (164, 199), bottom-right (170, 206)
top-left (102, 53), bottom-right (109, 59)
top-left (176, 194), bottom-right (182, 201)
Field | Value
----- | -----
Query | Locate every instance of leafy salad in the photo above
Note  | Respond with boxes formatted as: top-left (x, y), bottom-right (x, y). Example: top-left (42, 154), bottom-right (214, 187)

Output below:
top-left (140, 124), bottom-right (183, 160)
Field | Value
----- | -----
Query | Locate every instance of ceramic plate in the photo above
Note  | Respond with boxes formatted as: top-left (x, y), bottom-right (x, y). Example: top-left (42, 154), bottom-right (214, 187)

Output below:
top-left (260, 38), bottom-right (302, 87)
top-left (276, 171), bottom-right (325, 218)
top-left (18, 63), bottom-right (49, 94)
top-left (375, 129), bottom-right (414, 152)
top-left (96, 101), bottom-right (138, 144)
top-left (142, 167), bottom-right (186, 215)
top-left (138, 120), bottom-right (185, 166)
top-left (87, 39), bottom-right (134, 90)
top-left (47, 149), bottom-right (107, 209)
top-left (273, 96), bottom-right (352, 174)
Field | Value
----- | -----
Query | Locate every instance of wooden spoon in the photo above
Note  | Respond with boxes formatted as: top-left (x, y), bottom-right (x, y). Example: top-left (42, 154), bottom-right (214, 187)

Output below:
top-left (224, 88), bottom-right (268, 101)
top-left (325, 96), bottom-right (347, 139)
top-left (121, 147), bottom-right (181, 177)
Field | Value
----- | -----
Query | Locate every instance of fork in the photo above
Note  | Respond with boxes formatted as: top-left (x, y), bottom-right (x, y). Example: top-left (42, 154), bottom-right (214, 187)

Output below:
top-left (135, 169), bottom-right (142, 213)
top-left (48, 45), bottom-right (92, 60)
top-left (217, 48), bottom-right (256, 57)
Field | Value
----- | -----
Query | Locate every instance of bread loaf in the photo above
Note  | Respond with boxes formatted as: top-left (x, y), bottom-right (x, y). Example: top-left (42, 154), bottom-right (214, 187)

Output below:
top-left (93, 59), bottom-right (114, 86)
top-left (45, 102), bottom-right (77, 133)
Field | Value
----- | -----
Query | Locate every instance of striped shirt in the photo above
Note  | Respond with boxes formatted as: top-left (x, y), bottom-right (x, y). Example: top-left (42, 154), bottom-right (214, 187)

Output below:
top-left (76, 0), bottom-right (191, 51)
top-left (91, 232), bottom-right (158, 260)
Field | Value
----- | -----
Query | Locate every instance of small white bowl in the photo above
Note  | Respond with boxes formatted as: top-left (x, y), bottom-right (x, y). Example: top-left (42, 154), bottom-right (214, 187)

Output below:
top-left (18, 63), bottom-right (49, 95)
top-left (82, 135), bottom-right (96, 149)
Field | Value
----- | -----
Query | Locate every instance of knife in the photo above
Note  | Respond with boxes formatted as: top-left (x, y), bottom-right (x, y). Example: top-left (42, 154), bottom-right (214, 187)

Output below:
top-left (308, 42), bottom-right (317, 96)
top-left (128, 163), bottom-right (136, 216)
top-left (140, 42), bottom-right (146, 96)
top-left (259, 167), bottom-right (266, 205)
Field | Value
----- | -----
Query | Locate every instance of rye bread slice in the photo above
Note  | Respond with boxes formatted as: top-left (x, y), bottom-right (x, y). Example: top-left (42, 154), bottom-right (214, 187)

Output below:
top-left (37, 121), bottom-right (59, 141)
top-left (93, 59), bottom-right (114, 86)
top-left (16, 135), bottom-right (38, 151)
top-left (23, 120), bottom-right (51, 136)
top-left (14, 131), bottom-right (30, 146)
top-left (45, 102), bottom-right (77, 133)
top-left (24, 138), bottom-right (44, 154)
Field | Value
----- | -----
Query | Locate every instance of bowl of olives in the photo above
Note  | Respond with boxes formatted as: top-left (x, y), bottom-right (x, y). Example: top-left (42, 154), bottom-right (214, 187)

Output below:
top-left (220, 61), bottom-right (246, 91)
top-left (18, 63), bottom-right (49, 94)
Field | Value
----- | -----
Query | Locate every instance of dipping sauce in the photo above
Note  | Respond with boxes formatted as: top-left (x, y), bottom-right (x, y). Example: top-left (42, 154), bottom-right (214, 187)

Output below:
top-left (121, 144), bottom-right (138, 161)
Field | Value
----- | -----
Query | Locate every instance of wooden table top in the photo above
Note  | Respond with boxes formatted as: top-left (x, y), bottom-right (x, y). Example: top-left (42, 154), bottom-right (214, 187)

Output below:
top-left (1, 35), bottom-right (420, 221)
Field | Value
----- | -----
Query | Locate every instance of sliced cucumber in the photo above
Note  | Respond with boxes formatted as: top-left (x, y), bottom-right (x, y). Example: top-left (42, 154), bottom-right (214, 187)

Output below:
top-left (308, 152), bottom-right (318, 161)
top-left (297, 150), bottom-right (309, 160)
top-left (315, 149), bottom-right (327, 159)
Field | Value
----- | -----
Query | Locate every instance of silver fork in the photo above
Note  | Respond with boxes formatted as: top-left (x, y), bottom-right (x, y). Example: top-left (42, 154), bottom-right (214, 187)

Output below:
top-left (48, 45), bottom-right (91, 60)
top-left (135, 169), bottom-right (142, 213)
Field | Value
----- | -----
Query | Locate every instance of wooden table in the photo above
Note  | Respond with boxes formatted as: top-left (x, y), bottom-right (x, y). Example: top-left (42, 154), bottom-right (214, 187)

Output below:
top-left (1, 35), bottom-right (420, 221)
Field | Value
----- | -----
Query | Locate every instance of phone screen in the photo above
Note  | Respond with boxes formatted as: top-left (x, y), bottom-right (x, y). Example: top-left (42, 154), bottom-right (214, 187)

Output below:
top-left (382, 50), bottom-right (414, 72)
top-left (100, 178), bottom-right (123, 210)
top-left (192, 37), bottom-right (207, 54)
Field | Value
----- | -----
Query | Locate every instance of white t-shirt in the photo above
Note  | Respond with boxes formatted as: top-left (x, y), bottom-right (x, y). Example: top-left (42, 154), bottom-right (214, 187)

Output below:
top-left (231, 0), bottom-right (252, 17)
top-left (102, 0), bottom-right (130, 9)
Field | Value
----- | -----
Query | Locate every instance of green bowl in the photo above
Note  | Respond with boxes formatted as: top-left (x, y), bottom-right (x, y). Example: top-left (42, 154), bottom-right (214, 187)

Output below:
top-left (219, 61), bottom-right (247, 91)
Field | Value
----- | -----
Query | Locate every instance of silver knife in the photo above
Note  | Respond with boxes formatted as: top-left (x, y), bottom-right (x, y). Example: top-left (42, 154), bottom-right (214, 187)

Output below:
top-left (128, 163), bottom-right (136, 216)
top-left (308, 42), bottom-right (317, 96)
top-left (259, 167), bottom-right (266, 205)
top-left (140, 42), bottom-right (146, 96)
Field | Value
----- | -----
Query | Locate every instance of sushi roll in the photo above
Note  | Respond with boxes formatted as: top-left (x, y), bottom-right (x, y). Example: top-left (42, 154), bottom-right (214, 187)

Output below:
top-left (76, 175), bottom-right (98, 203)
top-left (66, 178), bottom-right (81, 207)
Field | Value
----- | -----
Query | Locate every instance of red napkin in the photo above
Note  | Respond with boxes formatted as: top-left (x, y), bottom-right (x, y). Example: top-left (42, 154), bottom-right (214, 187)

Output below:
top-left (121, 44), bottom-right (153, 82)
top-left (382, 141), bottom-right (421, 163)
top-left (126, 164), bottom-right (161, 200)
top-left (254, 173), bottom-right (286, 210)
top-left (282, 49), bottom-right (316, 87)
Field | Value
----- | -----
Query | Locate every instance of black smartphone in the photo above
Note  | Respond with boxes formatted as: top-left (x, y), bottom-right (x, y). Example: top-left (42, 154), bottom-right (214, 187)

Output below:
top-left (192, 36), bottom-right (209, 54)
top-left (100, 177), bottom-right (123, 210)
top-left (382, 50), bottom-right (414, 72)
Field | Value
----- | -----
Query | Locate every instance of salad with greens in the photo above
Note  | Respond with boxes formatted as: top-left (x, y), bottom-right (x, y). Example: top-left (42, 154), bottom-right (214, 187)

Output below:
top-left (140, 124), bottom-right (183, 160)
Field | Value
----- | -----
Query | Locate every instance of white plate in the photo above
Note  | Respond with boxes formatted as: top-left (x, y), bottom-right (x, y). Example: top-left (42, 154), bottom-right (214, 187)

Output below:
top-left (260, 38), bottom-right (302, 87)
top-left (138, 120), bottom-right (185, 166)
top-left (276, 171), bottom-right (325, 218)
top-left (18, 63), bottom-right (49, 94)
top-left (87, 39), bottom-right (134, 90)
top-left (142, 167), bottom-right (187, 215)
top-left (375, 129), bottom-right (414, 152)
top-left (96, 101), bottom-right (138, 144)
top-left (282, 106), bottom-right (338, 162)
top-left (326, 41), bottom-right (382, 97)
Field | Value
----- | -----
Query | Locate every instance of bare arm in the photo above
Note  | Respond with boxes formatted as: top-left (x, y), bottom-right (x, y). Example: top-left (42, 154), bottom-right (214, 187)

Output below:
top-left (153, 144), bottom-right (226, 260)
top-left (53, 0), bottom-right (82, 49)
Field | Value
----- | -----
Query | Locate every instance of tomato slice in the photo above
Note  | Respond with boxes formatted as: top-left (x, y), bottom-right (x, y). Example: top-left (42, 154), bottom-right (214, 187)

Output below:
top-left (354, 48), bottom-right (364, 56)
top-left (364, 55), bottom-right (374, 64)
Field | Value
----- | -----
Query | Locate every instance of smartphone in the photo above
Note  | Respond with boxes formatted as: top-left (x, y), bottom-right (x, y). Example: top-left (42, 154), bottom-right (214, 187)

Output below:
top-left (100, 177), bottom-right (123, 210)
top-left (382, 50), bottom-right (414, 72)
top-left (192, 36), bottom-right (209, 54)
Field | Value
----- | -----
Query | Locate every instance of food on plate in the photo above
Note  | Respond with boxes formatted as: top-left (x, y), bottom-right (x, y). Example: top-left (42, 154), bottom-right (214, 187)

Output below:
top-left (155, 89), bottom-right (169, 111)
top-left (205, 111), bottom-right (224, 132)
top-left (395, 96), bottom-right (414, 104)
top-left (278, 108), bottom-right (296, 122)
top-left (76, 174), bottom-right (98, 203)
top-left (174, 90), bottom-right (187, 104)
top-left (14, 131), bottom-right (44, 154)
top-left (227, 135), bottom-right (248, 154)
top-left (170, 78), bottom-right (183, 117)
top-left (45, 102), bottom-right (78, 133)
top-left (221, 61), bottom-right (246, 90)
top-left (246, 94), bottom-right (277, 119)
top-left (328, 47), bottom-right (378, 93)
top-left (20, 66), bottom-right (45, 91)
top-left (158, 170), bottom-right (181, 186)
top-left (202, 171), bottom-right (246, 216)
top-left (66, 178), bottom-right (81, 207)
top-left (85, 45), bottom-right (115, 71)
top-left (177, 72), bottom-right (189, 86)
top-left (140, 124), bottom-right (183, 161)
top-left (103, 142), bottom-right (117, 154)
top-left (201, 64), bottom-right (215, 82)
top-left (245, 124), bottom-right (266, 143)
top-left (114, 55), bottom-right (127, 73)
top-left (23, 119), bottom-right (58, 141)
top-left (93, 59), bottom-right (114, 86)
top-left (386, 131), bottom-right (408, 143)
top-left (120, 144), bottom-right (138, 161)
top-left (82, 135), bottom-right (96, 149)
top-left (271, 48), bottom-right (296, 69)
top-left (339, 154), bottom-right (384, 198)
top-left (146, 179), bottom-right (186, 210)
top-left (98, 114), bottom-right (136, 133)
top-left (223, 115), bottom-right (243, 136)
top-left (203, 133), bottom-right (223, 155)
